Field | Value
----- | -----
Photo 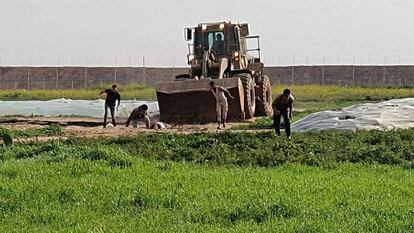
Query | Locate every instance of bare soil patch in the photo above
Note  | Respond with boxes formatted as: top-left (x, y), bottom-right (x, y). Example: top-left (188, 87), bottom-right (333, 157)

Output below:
top-left (0, 116), bottom-right (258, 141)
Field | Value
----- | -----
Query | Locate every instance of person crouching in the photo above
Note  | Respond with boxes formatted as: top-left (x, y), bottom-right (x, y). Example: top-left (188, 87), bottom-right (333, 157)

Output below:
top-left (272, 88), bottom-right (294, 139)
top-left (126, 104), bottom-right (150, 129)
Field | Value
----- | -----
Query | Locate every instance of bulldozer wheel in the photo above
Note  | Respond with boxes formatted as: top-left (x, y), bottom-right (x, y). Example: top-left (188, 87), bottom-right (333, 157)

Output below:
top-left (255, 75), bottom-right (273, 116)
top-left (237, 73), bottom-right (256, 119)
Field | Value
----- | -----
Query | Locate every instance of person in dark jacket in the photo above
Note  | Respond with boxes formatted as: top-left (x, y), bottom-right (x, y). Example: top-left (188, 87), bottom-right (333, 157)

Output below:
top-left (126, 104), bottom-right (150, 129)
top-left (99, 84), bottom-right (121, 128)
top-left (272, 88), bottom-right (294, 139)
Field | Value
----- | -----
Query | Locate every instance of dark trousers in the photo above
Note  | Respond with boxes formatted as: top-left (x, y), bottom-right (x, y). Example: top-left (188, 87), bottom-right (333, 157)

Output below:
top-left (273, 110), bottom-right (291, 137)
top-left (104, 104), bottom-right (116, 127)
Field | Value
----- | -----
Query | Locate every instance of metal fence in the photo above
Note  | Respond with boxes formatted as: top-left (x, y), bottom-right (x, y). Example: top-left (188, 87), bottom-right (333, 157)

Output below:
top-left (1, 65), bottom-right (414, 90)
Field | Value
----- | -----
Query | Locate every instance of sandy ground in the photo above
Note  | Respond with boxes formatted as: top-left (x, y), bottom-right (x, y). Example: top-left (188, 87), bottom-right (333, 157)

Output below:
top-left (0, 116), bottom-right (259, 142)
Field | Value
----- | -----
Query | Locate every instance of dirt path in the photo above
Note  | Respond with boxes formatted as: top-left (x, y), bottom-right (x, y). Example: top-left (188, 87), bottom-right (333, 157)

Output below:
top-left (0, 116), bottom-right (264, 142)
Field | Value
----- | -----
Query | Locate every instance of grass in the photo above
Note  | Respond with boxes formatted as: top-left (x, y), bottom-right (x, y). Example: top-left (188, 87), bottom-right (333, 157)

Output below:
top-left (0, 130), bottom-right (413, 232)
top-left (1, 84), bottom-right (413, 102)
top-left (0, 83), bottom-right (156, 101)
top-left (272, 85), bottom-right (414, 102)
top-left (0, 124), bottom-right (64, 139)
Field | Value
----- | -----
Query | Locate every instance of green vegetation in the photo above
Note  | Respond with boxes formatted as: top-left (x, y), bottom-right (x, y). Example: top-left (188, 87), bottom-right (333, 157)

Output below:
top-left (1, 84), bottom-right (413, 103)
top-left (272, 85), bottom-right (414, 102)
top-left (0, 124), bottom-right (64, 139)
top-left (0, 83), bottom-right (156, 101)
top-left (0, 130), bottom-right (413, 231)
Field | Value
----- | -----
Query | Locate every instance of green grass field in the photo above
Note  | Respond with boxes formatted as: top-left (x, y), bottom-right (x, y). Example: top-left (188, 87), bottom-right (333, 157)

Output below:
top-left (0, 83), bottom-right (155, 101)
top-left (1, 85), bottom-right (414, 232)
top-left (0, 131), bottom-right (413, 232)
top-left (1, 84), bottom-right (413, 102)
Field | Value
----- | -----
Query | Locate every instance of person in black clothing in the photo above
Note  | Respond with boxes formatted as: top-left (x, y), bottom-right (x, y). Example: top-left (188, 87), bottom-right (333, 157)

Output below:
top-left (272, 88), bottom-right (294, 139)
top-left (99, 84), bottom-right (121, 128)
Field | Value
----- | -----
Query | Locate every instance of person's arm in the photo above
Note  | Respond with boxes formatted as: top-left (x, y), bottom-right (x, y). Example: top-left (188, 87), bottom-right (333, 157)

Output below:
top-left (126, 114), bottom-right (131, 127)
top-left (220, 87), bottom-right (234, 99)
top-left (271, 96), bottom-right (280, 112)
top-left (144, 116), bottom-right (150, 129)
top-left (98, 90), bottom-right (105, 97)
top-left (116, 93), bottom-right (121, 111)
top-left (288, 96), bottom-right (294, 119)
top-left (125, 108), bottom-right (136, 127)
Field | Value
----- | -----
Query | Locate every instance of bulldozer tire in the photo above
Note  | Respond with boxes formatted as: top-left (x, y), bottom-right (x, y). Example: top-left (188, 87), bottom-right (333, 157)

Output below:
top-left (237, 73), bottom-right (256, 119)
top-left (255, 75), bottom-right (273, 116)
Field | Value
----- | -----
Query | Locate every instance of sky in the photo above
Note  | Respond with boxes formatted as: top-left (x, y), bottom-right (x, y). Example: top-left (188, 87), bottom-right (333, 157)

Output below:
top-left (1, 0), bottom-right (414, 66)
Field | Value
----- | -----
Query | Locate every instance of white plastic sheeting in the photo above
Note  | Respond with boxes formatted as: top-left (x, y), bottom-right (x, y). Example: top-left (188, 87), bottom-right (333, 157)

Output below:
top-left (292, 98), bottom-right (414, 132)
top-left (0, 99), bottom-right (159, 118)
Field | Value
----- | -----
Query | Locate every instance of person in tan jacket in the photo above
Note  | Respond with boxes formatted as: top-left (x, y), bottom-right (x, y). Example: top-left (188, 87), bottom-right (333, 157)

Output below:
top-left (272, 88), bottom-right (294, 139)
top-left (126, 104), bottom-right (150, 129)
top-left (210, 81), bottom-right (234, 129)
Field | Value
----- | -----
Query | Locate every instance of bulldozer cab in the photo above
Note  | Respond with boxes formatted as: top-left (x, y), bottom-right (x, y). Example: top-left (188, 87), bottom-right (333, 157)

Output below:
top-left (185, 22), bottom-right (261, 77)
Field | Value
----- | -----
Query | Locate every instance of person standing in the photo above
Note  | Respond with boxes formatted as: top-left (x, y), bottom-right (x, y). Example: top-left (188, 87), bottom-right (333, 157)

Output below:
top-left (99, 84), bottom-right (121, 128)
top-left (272, 88), bottom-right (294, 139)
top-left (210, 81), bottom-right (234, 129)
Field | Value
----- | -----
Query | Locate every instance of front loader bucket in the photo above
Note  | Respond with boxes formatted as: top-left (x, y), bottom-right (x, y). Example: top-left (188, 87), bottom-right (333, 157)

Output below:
top-left (156, 78), bottom-right (245, 123)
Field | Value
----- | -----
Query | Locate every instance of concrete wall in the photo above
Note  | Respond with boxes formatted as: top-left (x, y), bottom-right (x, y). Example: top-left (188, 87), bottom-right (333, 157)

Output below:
top-left (264, 66), bottom-right (414, 87)
top-left (0, 65), bottom-right (413, 89)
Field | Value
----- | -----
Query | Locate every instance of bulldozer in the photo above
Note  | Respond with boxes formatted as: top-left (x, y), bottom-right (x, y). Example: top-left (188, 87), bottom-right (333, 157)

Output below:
top-left (156, 21), bottom-right (273, 123)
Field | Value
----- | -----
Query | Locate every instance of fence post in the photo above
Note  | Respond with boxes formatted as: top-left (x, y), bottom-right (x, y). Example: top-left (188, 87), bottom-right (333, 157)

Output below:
top-left (0, 67), bottom-right (2, 89)
top-left (84, 67), bottom-right (88, 88)
top-left (352, 65), bottom-right (355, 86)
top-left (84, 57), bottom-right (88, 88)
top-left (114, 67), bottom-right (117, 83)
top-left (291, 66), bottom-right (294, 85)
top-left (136, 66), bottom-right (139, 84)
top-left (352, 55), bottom-right (356, 86)
top-left (322, 66), bottom-right (325, 86)
top-left (322, 56), bottom-right (325, 86)
top-left (143, 56), bottom-right (147, 85)
top-left (27, 67), bottom-right (30, 90)
top-left (382, 66), bottom-right (386, 85)
top-left (173, 56), bottom-right (176, 77)
top-left (56, 67), bottom-right (59, 89)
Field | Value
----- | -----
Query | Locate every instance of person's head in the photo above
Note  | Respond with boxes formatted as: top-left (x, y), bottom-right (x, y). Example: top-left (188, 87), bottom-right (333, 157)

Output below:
top-left (112, 84), bottom-right (117, 90)
top-left (141, 104), bottom-right (148, 111)
top-left (209, 81), bottom-right (215, 89)
top-left (283, 88), bottom-right (291, 97)
top-left (216, 33), bottom-right (223, 41)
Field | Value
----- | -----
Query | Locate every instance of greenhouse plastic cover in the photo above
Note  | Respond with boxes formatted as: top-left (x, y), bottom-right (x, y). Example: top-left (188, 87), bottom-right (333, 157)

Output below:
top-left (292, 98), bottom-right (414, 132)
top-left (0, 99), bottom-right (159, 118)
